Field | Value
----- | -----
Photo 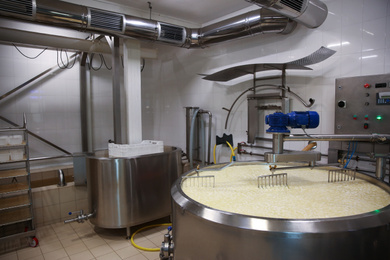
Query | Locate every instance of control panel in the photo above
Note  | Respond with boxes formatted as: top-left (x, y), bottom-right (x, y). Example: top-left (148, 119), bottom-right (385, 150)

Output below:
top-left (335, 73), bottom-right (390, 134)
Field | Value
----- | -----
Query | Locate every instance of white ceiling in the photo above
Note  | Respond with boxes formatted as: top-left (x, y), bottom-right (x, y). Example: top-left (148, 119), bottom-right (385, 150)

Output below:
top-left (103, 0), bottom-right (253, 25)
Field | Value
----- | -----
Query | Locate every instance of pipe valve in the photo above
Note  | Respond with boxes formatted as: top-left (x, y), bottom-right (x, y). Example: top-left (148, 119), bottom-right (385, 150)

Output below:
top-left (160, 226), bottom-right (174, 260)
top-left (64, 209), bottom-right (94, 224)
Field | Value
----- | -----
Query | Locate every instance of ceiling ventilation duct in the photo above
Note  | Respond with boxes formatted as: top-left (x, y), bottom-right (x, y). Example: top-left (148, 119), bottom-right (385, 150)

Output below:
top-left (0, 0), bottom-right (298, 48)
top-left (245, 0), bottom-right (328, 28)
top-left (0, 0), bottom-right (34, 17)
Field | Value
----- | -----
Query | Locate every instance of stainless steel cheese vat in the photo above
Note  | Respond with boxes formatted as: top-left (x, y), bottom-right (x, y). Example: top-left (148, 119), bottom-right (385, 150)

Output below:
top-left (86, 146), bottom-right (181, 230)
top-left (171, 162), bottom-right (390, 260)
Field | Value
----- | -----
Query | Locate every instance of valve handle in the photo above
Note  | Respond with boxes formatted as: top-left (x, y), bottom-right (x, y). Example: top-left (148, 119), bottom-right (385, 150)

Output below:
top-left (68, 210), bottom-right (83, 216)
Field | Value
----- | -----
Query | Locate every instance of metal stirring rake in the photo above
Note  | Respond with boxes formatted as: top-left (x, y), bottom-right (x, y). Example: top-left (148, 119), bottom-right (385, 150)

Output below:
top-left (181, 165), bottom-right (215, 188)
top-left (328, 169), bottom-right (356, 183)
top-left (258, 173), bottom-right (288, 188)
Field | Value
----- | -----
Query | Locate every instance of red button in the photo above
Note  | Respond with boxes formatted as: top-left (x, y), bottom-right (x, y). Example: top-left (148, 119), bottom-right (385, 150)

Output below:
top-left (364, 83), bottom-right (370, 88)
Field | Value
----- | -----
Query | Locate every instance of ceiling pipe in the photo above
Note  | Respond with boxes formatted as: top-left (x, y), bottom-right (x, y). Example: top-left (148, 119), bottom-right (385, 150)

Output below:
top-left (245, 0), bottom-right (328, 28)
top-left (0, 0), bottom-right (297, 49)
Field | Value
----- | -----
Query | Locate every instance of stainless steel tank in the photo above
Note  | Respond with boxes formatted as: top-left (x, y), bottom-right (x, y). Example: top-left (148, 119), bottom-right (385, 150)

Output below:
top-left (86, 146), bottom-right (181, 230)
top-left (171, 162), bottom-right (390, 260)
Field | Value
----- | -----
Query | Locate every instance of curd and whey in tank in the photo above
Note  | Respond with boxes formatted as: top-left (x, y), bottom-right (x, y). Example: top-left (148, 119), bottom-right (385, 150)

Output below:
top-left (181, 164), bottom-right (390, 219)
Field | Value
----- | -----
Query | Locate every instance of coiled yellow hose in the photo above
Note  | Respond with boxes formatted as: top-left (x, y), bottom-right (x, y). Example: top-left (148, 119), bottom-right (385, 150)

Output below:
top-left (226, 141), bottom-right (236, 161)
top-left (213, 142), bottom-right (237, 164)
top-left (230, 147), bottom-right (238, 162)
top-left (130, 223), bottom-right (171, 252)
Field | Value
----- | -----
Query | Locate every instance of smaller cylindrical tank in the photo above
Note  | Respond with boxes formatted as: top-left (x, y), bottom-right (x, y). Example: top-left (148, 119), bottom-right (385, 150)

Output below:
top-left (86, 146), bottom-right (181, 229)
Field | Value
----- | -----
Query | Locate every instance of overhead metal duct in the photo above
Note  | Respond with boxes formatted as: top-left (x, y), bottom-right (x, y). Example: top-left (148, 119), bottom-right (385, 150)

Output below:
top-left (245, 0), bottom-right (328, 28)
top-left (0, 0), bottom-right (297, 49)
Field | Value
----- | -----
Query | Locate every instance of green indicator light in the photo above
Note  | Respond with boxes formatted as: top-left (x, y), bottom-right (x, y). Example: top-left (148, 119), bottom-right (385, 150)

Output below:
top-left (376, 115), bottom-right (382, 120)
top-left (374, 209), bottom-right (381, 214)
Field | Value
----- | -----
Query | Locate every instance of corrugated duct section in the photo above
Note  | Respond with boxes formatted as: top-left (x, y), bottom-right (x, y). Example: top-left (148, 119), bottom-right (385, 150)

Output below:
top-left (0, 0), bottom-right (327, 48)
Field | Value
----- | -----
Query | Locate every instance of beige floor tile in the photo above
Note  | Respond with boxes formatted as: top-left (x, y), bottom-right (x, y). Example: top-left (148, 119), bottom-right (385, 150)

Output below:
top-left (148, 235), bottom-right (164, 247)
top-left (75, 227), bottom-right (97, 238)
top-left (82, 237), bottom-right (107, 249)
top-left (42, 248), bottom-right (68, 260)
top-left (0, 251), bottom-right (17, 260)
top-left (141, 250), bottom-right (160, 260)
top-left (52, 222), bottom-right (75, 236)
top-left (69, 250), bottom-right (95, 260)
top-left (115, 245), bottom-right (140, 259)
top-left (131, 234), bottom-right (148, 244)
top-left (40, 240), bottom-right (64, 254)
top-left (79, 230), bottom-right (100, 241)
top-left (96, 252), bottom-right (122, 260)
top-left (17, 246), bottom-right (42, 260)
top-left (21, 222), bottom-right (168, 260)
top-left (124, 253), bottom-right (148, 260)
top-left (141, 227), bottom-right (167, 240)
top-left (64, 243), bottom-right (88, 256)
top-left (107, 239), bottom-right (132, 251)
top-left (35, 226), bottom-right (59, 243)
top-left (89, 244), bottom-right (114, 258)
top-left (59, 234), bottom-right (83, 248)
top-left (133, 239), bottom-right (158, 251)
top-left (36, 234), bottom-right (60, 244)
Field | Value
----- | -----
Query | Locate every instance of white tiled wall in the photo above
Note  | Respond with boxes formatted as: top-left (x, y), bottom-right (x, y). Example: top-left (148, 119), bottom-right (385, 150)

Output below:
top-left (0, 0), bottom-right (389, 161)
top-left (140, 0), bottom-right (390, 160)
top-left (32, 183), bottom-right (89, 227)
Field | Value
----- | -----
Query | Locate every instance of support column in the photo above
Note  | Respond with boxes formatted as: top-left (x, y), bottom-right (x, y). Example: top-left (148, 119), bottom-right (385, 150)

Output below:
top-left (80, 53), bottom-right (93, 153)
top-left (111, 36), bottom-right (124, 144)
top-left (123, 39), bottom-right (142, 144)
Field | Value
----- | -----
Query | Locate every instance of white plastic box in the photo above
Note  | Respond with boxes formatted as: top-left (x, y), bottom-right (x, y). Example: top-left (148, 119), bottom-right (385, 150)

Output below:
top-left (0, 150), bottom-right (10, 162)
top-left (0, 136), bottom-right (9, 146)
top-left (8, 135), bottom-right (23, 145)
top-left (108, 140), bottom-right (164, 158)
top-left (10, 149), bottom-right (24, 161)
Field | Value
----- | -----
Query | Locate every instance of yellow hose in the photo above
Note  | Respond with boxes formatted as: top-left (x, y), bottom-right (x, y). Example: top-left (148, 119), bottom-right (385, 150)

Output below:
top-left (226, 141), bottom-right (236, 161)
top-left (130, 223), bottom-right (171, 252)
top-left (230, 147), bottom-right (238, 162)
top-left (214, 142), bottom-right (237, 164)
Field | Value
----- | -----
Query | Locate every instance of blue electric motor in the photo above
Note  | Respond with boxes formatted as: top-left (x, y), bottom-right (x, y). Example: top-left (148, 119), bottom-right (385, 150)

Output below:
top-left (265, 111), bottom-right (320, 133)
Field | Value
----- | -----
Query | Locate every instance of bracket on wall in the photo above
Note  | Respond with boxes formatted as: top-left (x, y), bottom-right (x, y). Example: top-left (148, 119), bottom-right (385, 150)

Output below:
top-left (201, 46), bottom-right (336, 82)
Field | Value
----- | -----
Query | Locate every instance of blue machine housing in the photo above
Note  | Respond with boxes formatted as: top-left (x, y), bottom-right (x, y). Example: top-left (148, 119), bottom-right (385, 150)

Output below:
top-left (265, 111), bottom-right (320, 133)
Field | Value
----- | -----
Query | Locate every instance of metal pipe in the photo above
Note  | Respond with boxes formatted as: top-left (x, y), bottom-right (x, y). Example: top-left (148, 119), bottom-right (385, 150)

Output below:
top-left (185, 107), bottom-right (199, 160)
top-left (199, 110), bottom-right (212, 165)
top-left (79, 53), bottom-right (93, 153)
top-left (271, 163), bottom-right (341, 172)
top-left (285, 134), bottom-right (390, 142)
top-left (376, 157), bottom-right (387, 180)
top-left (0, 0), bottom-right (299, 49)
top-left (30, 155), bottom-right (72, 161)
top-left (272, 133), bottom-right (284, 154)
top-left (0, 115), bottom-right (72, 155)
top-left (188, 9), bottom-right (296, 48)
top-left (0, 54), bottom-right (77, 101)
top-left (110, 36), bottom-right (123, 144)
top-left (57, 169), bottom-right (67, 187)
top-left (246, 0), bottom-right (328, 28)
